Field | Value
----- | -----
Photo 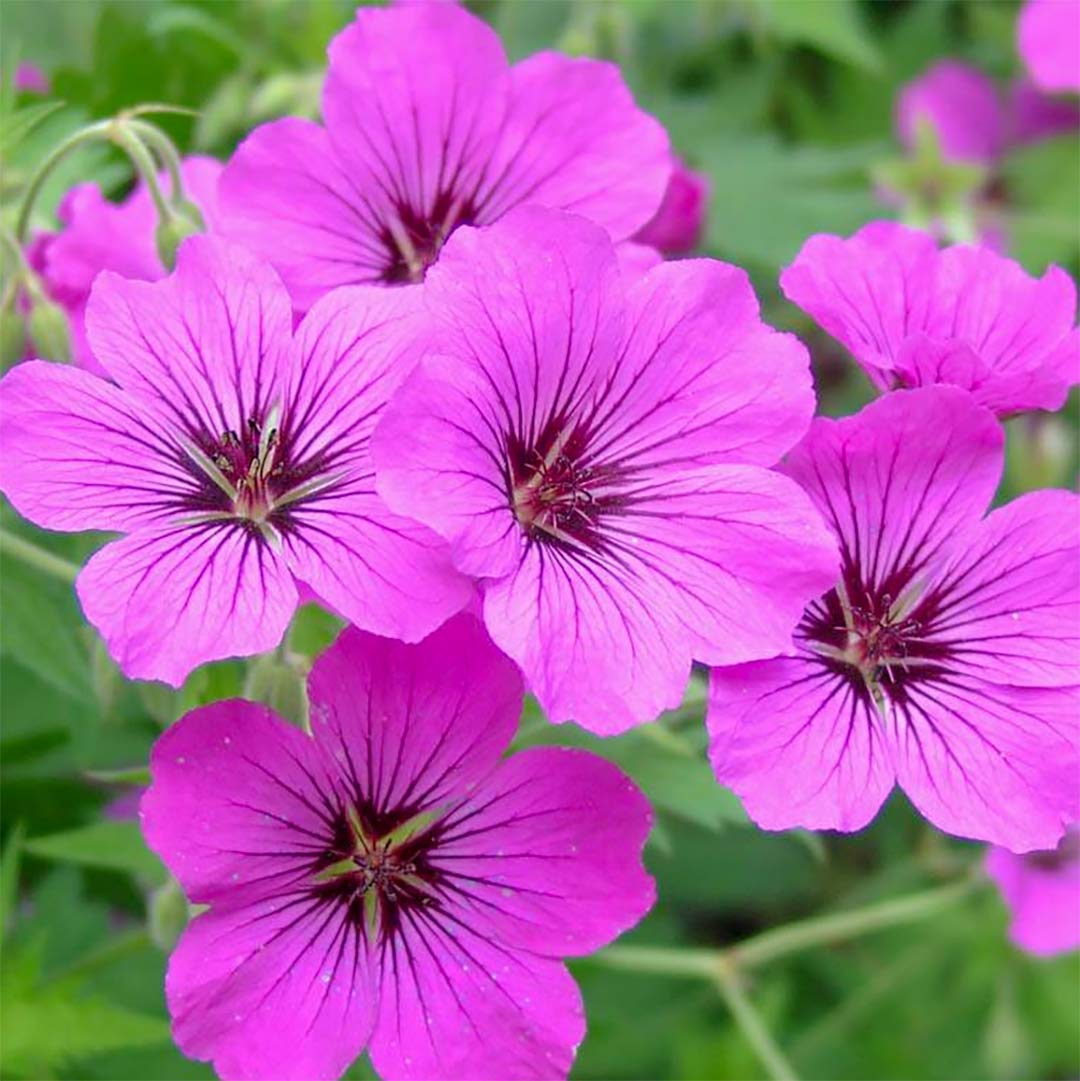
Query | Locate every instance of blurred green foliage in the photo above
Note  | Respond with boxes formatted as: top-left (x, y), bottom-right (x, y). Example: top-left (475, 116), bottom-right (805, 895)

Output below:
top-left (0, 1), bottom-right (1077, 1079)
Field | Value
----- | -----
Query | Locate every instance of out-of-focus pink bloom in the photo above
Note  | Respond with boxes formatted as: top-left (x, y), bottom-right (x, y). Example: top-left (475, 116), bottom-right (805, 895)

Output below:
top-left (987, 828), bottom-right (1080, 956)
top-left (1009, 77), bottom-right (1080, 144)
top-left (14, 62), bottom-right (49, 95)
top-left (27, 157), bottom-right (222, 375)
top-left (373, 206), bottom-right (838, 734)
top-left (633, 157), bottom-right (710, 255)
top-left (781, 221), bottom-right (1080, 416)
top-left (1019, 0), bottom-right (1080, 94)
top-left (896, 60), bottom-right (1005, 165)
top-left (0, 236), bottom-right (470, 685)
top-left (221, 2), bottom-right (669, 309)
top-left (141, 615), bottom-right (655, 1080)
top-left (708, 387), bottom-right (1080, 851)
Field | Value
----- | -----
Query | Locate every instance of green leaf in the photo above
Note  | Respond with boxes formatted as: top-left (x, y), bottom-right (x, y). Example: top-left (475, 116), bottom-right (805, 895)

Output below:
top-left (758, 0), bottom-right (881, 72)
top-left (0, 822), bottom-right (25, 938)
top-left (0, 99), bottom-right (67, 155)
top-left (0, 947), bottom-right (169, 1078)
top-left (24, 821), bottom-right (163, 881)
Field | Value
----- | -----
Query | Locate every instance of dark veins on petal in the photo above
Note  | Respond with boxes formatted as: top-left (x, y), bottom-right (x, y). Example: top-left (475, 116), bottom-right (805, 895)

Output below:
top-left (799, 556), bottom-right (955, 709)
top-left (379, 191), bottom-right (478, 285)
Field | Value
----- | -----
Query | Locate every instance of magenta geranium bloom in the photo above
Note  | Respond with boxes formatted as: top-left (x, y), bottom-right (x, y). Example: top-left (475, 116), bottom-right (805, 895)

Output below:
top-left (781, 221), bottom-right (1080, 416)
top-left (986, 828), bottom-right (1080, 957)
top-left (140, 614), bottom-right (654, 1080)
top-left (219, 2), bottom-right (669, 309)
top-left (1018, 0), bottom-right (1080, 93)
top-left (27, 156), bottom-right (222, 375)
top-left (0, 236), bottom-right (470, 685)
top-left (896, 60), bottom-right (1005, 165)
top-left (633, 155), bottom-right (710, 255)
top-left (372, 206), bottom-right (839, 733)
top-left (708, 387), bottom-right (1080, 851)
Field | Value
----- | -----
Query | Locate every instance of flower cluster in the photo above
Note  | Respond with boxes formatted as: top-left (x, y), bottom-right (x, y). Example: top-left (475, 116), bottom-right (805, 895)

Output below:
top-left (2, 1), bottom-right (1078, 1078)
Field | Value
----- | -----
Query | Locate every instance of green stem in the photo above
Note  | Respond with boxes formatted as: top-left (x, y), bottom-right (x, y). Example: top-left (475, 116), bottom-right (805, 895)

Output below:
top-left (15, 122), bottom-right (112, 243)
top-left (0, 528), bottom-right (79, 583)
top-left (109, 123), bottom-right (172, 222)
top-left (596, 875), bottom-right (978, 979)
top-left (729, 876), bottom-right (976, 968)
top-left (712, 957), bottom-right (798, 1081)
top-left (128, 119), bottom-right (185, 204)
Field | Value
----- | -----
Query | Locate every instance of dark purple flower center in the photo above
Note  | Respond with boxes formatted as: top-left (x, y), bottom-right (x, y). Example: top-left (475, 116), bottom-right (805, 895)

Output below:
top-left (311, 802), bottom-right (443, 944)
top-left (505, 420), bottom-right (625, 551)
top-left (179, 409), bottom-right (331, 537)
top-left (801, 564), bottom-right (952, 703)
top-left (379, 192), bottom-right (478, 285)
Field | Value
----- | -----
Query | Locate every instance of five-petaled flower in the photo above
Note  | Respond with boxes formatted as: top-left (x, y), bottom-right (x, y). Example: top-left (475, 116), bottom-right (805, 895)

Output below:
top-left (0, 236), bottom-right (470, 685)
top-left (373, 205), bottom-right (840, 733)
top-left (781, 221), bottom-right (1080, 416)
top-left (219, 2), bottom-right (669, 308)
top-left (140, 614), bottom-right (655, 1081)
top-left (986, 827), bottom-right (1080, 957)
top-left (708, 387), bottom-right (1080, 851)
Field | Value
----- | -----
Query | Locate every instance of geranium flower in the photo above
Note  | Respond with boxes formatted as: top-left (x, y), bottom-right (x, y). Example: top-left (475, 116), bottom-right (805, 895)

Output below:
top-left (0, 236), bottom-right (469, 685)
top-left (986, 828), bottom-right (1080, 956)
top-left (372, 206), bottom-right (839, 733)
top-left (26, 156), bottom-right (223, 374)
top-left (219, 2), bottom-right (669, 309)
top-left (1018, 0), bottom-right (1080, 94)
top-left (708, 387), bottom-right (1080, 851)
top-left (633, 155), bottom-right (710, 255)
top-left (781, 221), bottom-right (1080, 416)
top-left (140, 614), bottom-right (654, 1080)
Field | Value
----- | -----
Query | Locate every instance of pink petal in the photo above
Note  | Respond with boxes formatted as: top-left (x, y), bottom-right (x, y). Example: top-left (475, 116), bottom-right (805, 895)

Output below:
top-left (0, 361), bottom-right (193, 532)
top-left (986, 842), bottom-right (1080, 956)
top-left (926, 489), bottom-right (1080, 687)
top-left (219, 118), bottom-right (390, 310)
top-left (895, 61), bottom-right (1005, 165)
top-left (1019, 0), bottom-right (1080, 93)
top-left (780, 221), bottom-right (938, 382)
top-left (478, 51), bottom-right (669, 239)
top-left (433, 746), bottom-right (654, 956)
top-left (708, 657), bottom-right (895, 832)
top-left (889, 677), bottom-right (1079, 850)
top-left (609, 259), bottom-right (818, 469)
top-left (86, 235), bottom-right (292, 435)
top-left (142, 700), bottom-right (342, 904)
top-left (76, 523), bottom-right (298, 686)
top-left (281, 488), bottom-right (472, 643)
top-left (168, 893), bottom-right (376, 1081)
top-left (307, 616), bottom-right (524, 814)
top-left (633, 157), bottom-right (710, 255)
top-left (369, 927), bottom-right (583, 1080)
top-left (782, 387), bottom-right (1004, 595)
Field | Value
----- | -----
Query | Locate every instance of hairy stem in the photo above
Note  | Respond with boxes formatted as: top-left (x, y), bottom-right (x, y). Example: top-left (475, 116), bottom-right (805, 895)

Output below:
top-left (0, 528), bottom-right (79, 583)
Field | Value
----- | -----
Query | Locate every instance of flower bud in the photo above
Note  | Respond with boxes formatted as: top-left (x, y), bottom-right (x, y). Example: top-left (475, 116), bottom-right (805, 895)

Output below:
top-left (148, 876), bottom-right (189, 952)
top-left (155, 204), bottom-right (205, 271)
top-left (26, 291), bottom-right (71, 364)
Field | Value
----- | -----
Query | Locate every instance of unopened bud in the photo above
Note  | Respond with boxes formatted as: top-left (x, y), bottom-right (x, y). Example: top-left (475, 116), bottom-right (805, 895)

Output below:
top-left (149, 876), bottom-right (189, 952)
top-left (155, 204), bottom-right (204, 271)
top-left (0, 297), bottom-right (27, 370)
top-left (26, 291), bottom-right (71, 364)
top-left (244, 652), bottom-right (309, 730)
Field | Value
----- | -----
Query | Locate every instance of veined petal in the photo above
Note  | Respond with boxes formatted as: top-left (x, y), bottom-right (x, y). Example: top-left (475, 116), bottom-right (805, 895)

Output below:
top-left (0, 360), bottom-right (193, 532)
top-left (478, 51), bottom-right (669, 239)
top-left (708, 657), bottom-right (895, 833)
top-left (281, 486), bottom-right (472, 644)
top-left (307, 617), bottom-right (523, 819)
top-left (369, 923), bottom-right (583, 1081)
top-left (783, 387), bottom-right (1003, 594)
top-left (220, 118), bottom-right (389, 309)
top-left (924, 489), bottom-right (1080, 687)
top-left (142, 700), bottom-right (342, 905)
top-left (432, 747), bottom-right (654, 956)
top-left (86, 235), bottom-right (293, 439)
top-left (168, 892), bottom-right (376, 1081)
top-left (76, 522), bottom-right (297, 686)
top-left (889, 676), bottom-right (1079, 851)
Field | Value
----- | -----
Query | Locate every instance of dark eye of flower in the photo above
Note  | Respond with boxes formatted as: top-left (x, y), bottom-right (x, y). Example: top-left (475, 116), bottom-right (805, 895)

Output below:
top-left (379, 192), bottom-right (479, 284)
